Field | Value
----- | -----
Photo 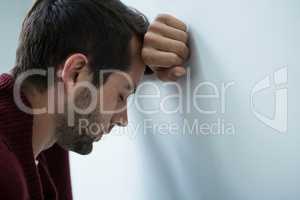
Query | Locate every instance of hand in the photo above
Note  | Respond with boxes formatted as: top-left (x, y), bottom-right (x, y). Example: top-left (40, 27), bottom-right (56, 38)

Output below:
top-left (142, 14), bottom-right (189, 81)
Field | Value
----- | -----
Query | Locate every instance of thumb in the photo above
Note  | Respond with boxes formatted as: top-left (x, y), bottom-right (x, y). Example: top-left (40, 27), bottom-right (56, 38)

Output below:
top-left (155, 66), bottom-right (186, 82)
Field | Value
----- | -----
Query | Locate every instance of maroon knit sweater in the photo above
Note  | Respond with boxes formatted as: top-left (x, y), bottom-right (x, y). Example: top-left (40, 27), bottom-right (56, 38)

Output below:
top-left (0, 73), bottom-right (73, 200)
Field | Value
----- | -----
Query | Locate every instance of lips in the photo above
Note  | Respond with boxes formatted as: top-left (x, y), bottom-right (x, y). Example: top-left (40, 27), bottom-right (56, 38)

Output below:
top-left (107, 125), bottom-right (114, 133)
top-left (93, 134), bottom-right (103, 142)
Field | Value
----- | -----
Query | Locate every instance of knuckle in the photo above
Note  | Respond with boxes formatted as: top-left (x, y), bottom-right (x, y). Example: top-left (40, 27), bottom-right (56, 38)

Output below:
top-left (182, 32), bottom-right (189, 43)
top-left (156, 13), bottom-right (172, 22)
top-left (182, 44), bottom-right (190, 58)
top-left (142, 48), bottom-right (158, 66)
top-left (143, 32), bottom-right (154, 44)
top-left (175, 42), bottom-right (188, 58)
top-left (177, 42), bottom-right (186, 55)
top-left (181, 23), bottom-right (188, 32)
top-left (171, 53), bottom-right (183, 65)
top-left (148, 21), bottom-right (162, 32)
top-left (141, 48), bottom-right (151, 62)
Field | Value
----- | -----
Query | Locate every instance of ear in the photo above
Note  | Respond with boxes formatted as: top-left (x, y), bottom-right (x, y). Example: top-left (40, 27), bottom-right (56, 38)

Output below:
top-left (61, 53), bottom-right (89, 90)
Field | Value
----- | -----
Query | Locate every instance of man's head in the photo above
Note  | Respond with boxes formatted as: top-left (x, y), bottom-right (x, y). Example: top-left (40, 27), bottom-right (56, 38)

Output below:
top-left (55, 36), bottom-right (145, 154)
top-left (13, 0), bottom-right (149, 154)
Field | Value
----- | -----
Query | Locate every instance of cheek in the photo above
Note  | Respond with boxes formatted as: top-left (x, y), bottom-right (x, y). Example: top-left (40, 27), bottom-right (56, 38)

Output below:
top-left (97, 92), bottom-right (119, 121)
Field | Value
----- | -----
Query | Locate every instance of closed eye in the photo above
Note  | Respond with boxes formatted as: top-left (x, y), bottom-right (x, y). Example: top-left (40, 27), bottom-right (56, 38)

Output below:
top-left (119, 94), bottom-right (125, 102)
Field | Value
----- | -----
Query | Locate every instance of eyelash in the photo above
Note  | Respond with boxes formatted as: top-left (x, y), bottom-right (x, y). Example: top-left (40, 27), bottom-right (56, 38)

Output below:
top-left (119, 93), bottom-right (134, 103)
top-left (119, 95), bottom-right (125, 102)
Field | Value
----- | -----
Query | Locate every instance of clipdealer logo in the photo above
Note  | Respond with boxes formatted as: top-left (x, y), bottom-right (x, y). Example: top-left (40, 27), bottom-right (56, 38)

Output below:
top-left (251, 67), bottom-right (288, 133)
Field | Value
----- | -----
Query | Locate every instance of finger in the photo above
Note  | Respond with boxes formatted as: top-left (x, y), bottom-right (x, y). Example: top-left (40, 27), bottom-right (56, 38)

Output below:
top-left (149, 21), bottom-right (189, 44)
top-left (142, 47), bottom-right (184, 68)
top-left (153, 66), bottom-right (186, 82)
top-left (144, 32), bottom-right (189, 60)
top-left (156, 70), bottom-right (177, 82)
top-left (155, 14), bottom-right (187, 32)
top-left (169, 66), bottom-right (187, 77)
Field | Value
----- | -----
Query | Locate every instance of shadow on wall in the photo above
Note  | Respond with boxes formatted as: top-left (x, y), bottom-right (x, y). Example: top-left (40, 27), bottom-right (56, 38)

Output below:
top-left (135, 27), bottom-right (237, 200)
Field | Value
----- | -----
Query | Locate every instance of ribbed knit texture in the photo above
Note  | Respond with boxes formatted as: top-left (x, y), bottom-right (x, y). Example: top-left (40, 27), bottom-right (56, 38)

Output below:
top-left (0, 73), bottom-right (72, 200)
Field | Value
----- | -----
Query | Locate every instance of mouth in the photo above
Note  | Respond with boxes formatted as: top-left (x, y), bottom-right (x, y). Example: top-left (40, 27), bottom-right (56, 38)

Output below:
top-left (107, 124), bottom-right (114, 133)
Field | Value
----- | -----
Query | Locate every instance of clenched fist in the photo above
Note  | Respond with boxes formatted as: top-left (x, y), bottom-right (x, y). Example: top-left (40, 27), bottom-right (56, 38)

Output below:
top-left (142, 14), bottom-right (189, 81)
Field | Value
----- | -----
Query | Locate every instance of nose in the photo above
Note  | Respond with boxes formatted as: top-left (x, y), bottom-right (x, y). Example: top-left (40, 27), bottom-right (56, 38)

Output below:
top-left (111, 109), bottom-right (128, 127)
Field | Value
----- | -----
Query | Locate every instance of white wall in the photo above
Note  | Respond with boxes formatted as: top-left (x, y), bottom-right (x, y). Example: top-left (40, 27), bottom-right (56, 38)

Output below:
top-left (0, 0), bottom-right (32, 73)
top-left (71, 0), bottom-right (300, 200)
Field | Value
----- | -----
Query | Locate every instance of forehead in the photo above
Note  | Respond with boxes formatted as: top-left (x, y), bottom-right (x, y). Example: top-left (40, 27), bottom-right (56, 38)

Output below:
top-left (102, 35), bottom-right (145, 91)
top-left (127, 35), bottom-right (145, 87)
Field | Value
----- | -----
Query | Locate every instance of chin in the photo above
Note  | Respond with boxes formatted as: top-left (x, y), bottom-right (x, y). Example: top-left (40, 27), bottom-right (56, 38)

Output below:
top-left (59, 141), bottom-right (94, 155)
top-left (72, 142), bottom-right (93, 155)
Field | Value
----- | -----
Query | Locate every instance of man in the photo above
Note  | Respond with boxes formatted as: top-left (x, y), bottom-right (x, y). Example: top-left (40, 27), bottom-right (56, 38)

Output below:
top-left (0, 0), bottom-right (189, 199)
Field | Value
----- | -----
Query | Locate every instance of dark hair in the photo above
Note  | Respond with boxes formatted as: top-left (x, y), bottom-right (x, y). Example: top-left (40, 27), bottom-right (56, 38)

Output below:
top-left (13, 0), bottom-right (149, 91)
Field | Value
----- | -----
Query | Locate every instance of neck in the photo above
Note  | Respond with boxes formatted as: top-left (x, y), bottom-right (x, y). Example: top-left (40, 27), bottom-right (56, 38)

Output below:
top-left (23, 85), bottom-right (57, 159)
top-left (32, 112), bottom-right (56, 158)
